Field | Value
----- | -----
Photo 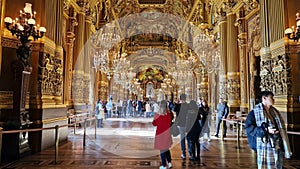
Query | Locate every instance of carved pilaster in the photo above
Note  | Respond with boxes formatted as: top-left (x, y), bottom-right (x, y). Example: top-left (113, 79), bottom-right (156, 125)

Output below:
top-left (236, 9), bottom-right (248, 111)
top-left (64, 32), bottom-right (75, 106)
top-left (226, 12), bottom-right (240, 108)
top-left (227, 72), bottom-right (240, 105)
top-left (199, 70), bottom-right (209, 102)
top-left (72, 70), bottom-right (85, 104)
top-left (219, 75), bottom-right (227, 100)
top-left (218, 9), bottom-right (227, 101)
top-left (259, 59), bottom-right (272, 91)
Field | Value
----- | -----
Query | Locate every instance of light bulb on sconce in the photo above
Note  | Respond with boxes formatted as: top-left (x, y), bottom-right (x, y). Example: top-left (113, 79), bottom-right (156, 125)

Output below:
top-left (285, 13), bottom-right (300, 42)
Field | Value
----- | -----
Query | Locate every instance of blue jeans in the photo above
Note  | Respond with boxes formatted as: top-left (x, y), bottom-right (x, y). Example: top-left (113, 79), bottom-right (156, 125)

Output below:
top-left (179, 126), bottom-right (186, 156)
top-left (160, 149), bottom-right (171, 167)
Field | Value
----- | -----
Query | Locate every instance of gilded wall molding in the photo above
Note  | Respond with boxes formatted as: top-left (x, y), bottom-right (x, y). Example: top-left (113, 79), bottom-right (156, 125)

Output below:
top-left (285, 43), bottom-right (300, 54)
top-left (42, 116), bottom-right (68, 124)
top-left (0, 91), bottom-right (13, 109)
top-left (270, 38), bottom-right (285, 58)
top-left (1, 36), bottom-right (18, 49)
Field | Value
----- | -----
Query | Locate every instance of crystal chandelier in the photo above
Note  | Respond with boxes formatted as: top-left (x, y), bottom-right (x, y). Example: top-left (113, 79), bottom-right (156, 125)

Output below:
top-left (193, 32), bottom-right (220, 73)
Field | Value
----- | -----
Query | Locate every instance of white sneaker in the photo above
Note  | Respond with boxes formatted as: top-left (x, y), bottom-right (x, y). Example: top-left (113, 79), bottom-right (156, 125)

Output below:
top-left (159, 166), bottom-right (167, 169)
top-left (168, 162), bottom-right (172, 168)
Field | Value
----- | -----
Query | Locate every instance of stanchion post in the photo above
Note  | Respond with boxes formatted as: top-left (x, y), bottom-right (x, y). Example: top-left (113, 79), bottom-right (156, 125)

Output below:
top-left (83, 119), bottom-right (86, 146)
top-left (221, 119), bottom-right (224, 140)
top-left (0, 127), bottom-right (2, 164)
top-left (54, 125), bottom-right (59, 164)
top-left (237, 122), bottom-right (241, 149)
top-left (74, 116), bottom-right (76, 134)
top-left (95, 116), bottom-right (97, 138)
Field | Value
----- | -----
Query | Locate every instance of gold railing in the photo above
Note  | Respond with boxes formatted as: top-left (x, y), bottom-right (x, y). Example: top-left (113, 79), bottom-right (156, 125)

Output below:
top-left (0, 114), bottom-right (97, 164)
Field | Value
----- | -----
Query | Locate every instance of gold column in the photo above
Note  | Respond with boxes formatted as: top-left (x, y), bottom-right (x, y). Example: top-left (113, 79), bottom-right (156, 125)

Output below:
top-left (259, 0), bottom-right (272, 94)
top-left (226, 12), bottom-right (240, 111)
top-left (54, 0), bottom-right (64, 105)
top-left (260, 0), bottom-right (271, 60)
top-left (195, 72), bottom-right (201, 100)
top-left (236, 13), bottom-right (248, 113)
top-left (45, 0), bottom-right (57, 42)
top-left (218, 16), bottom-right (227, 100)
top-left (199, 70), bottom-right (209, 102)
top-left (0, 0), bottom-right (6, 74)
top-left (74, 12), bottom-right (85, 69)
top-left (73, 11), bottom-right (85, 104)
top-left (64, 32), bottom-right (75, 106)
top-left (83, 14), bottom-right (93, 104)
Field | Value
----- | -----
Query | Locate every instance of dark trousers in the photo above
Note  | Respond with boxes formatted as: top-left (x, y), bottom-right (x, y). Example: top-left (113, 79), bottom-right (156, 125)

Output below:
top-left (215, 117), bottom-right (227, 137)
top-left (188, 139), bottom-right (200, 160)
top-left (160, 149), bottom-right (172, 167)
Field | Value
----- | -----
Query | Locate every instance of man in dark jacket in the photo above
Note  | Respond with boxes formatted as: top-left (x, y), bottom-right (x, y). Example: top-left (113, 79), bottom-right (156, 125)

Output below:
top-left (174, 94), bottom-right (189, 159)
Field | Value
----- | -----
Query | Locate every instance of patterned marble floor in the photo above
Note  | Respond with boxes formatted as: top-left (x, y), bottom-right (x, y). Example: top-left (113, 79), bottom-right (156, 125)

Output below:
top-left (1, 117), bottom-right (300, 169)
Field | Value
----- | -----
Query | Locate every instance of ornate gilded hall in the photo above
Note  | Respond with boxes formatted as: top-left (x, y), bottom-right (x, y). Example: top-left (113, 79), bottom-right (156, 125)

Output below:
top-left (0, 0), bottom-right (299, 168)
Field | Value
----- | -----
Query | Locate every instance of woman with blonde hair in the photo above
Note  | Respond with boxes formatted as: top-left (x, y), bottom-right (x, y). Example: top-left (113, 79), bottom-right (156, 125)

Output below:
top-left (152, 100), bottom-right (174, 169)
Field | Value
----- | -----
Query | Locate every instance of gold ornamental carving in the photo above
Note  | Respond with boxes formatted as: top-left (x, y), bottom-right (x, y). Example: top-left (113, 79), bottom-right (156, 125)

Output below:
top-left (227, 78), bottom-right (240, 100)
top-left (38, 53), bottom-right (63, 96)
top-left (1, 37), bottom-right (18, 49)
top-left (271, 55), bottom-right (291, 95)
top-left (260, 59), bottom-right (272, 91)
top-left (260, 54), bottom-right (291, 96)
top-left (242, 0), bottom-right (259, 15)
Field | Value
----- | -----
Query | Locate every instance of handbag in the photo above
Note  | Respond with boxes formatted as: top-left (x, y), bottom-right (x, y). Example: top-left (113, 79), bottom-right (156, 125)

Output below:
top-left (171, 122), bottom-right (180, 137)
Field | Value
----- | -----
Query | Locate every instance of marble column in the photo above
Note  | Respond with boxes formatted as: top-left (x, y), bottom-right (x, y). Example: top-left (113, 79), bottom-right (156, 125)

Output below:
top-left (226, 12), bottom-right (240, 112)
top-left (218, 16), bottom-right (228, 100)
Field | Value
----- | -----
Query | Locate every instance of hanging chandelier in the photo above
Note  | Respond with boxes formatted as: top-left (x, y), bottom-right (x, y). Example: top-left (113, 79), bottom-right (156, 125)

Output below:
top-left (193, 32), bottom-right (220, 73)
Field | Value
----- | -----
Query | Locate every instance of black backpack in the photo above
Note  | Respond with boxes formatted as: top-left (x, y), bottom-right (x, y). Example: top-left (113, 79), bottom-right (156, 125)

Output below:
top-left (244, 110), bottom-right (257, 152)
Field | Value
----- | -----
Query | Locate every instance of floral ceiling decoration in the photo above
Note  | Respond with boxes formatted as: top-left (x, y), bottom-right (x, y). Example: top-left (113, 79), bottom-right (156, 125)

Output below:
top-left (137, 67), bottom-right (165, 83)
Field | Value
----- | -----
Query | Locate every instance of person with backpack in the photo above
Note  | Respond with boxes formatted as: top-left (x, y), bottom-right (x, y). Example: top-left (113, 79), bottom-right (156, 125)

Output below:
top-left (245, 91), bottom-right (292, 169)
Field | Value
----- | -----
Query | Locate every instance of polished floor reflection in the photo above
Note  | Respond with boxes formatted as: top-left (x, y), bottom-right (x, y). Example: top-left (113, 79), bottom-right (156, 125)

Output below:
top-left (1, 117), bottom-right (300, 169)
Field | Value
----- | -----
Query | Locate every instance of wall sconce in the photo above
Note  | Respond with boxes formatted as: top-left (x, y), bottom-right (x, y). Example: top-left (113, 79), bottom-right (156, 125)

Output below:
top-left (4, 3), bottom-right (46, 66)
top-left (284, 13), bottom-right (300, 42)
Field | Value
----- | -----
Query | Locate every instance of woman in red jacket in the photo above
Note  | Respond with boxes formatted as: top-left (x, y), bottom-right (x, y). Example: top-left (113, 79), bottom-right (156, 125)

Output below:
top-left (152, 100), bottom-right (173, 169)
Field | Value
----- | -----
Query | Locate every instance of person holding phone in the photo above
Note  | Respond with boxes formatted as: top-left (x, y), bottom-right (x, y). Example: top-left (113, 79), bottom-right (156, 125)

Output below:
top-left (245, 91), bottom-right (292, 169)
